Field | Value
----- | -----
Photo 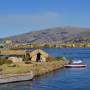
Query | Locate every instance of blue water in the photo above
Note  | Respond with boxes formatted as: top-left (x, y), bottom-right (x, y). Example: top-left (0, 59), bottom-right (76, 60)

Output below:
top-left (0, 48), bottom-right (90, 90)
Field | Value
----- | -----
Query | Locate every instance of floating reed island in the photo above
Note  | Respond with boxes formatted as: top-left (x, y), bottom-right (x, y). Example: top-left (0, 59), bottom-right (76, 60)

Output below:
top-left (0, 49), bottom-right (69, 84)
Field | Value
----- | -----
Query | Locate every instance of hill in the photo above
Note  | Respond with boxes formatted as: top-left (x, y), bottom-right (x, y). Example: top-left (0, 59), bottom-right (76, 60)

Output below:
top-left (1, 27), bottom-right (90, 44)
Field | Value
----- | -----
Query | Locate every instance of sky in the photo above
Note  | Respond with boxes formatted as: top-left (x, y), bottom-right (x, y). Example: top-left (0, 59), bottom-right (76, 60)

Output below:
top-left (0, 0), bottom-right (90, 38)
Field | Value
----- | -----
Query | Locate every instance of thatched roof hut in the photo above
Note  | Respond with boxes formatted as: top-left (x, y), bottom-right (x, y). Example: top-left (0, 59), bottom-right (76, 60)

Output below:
top-left (30, 49), bottom-right (48, 62)
top-left (0, 49), bottom-right (49, 62)
top-left (0, 50), bottom-right (26, 56)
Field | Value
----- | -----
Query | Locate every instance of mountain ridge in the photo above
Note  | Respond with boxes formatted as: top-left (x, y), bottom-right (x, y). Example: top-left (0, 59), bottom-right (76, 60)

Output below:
top-left (1, 27), bottom-right (90, 44)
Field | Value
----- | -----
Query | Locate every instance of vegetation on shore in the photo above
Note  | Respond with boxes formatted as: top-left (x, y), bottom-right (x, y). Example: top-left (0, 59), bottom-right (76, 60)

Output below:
top-left (0, 59), bottom-right (12, 65)
top-left (0, 57), bottom-right (69, 77)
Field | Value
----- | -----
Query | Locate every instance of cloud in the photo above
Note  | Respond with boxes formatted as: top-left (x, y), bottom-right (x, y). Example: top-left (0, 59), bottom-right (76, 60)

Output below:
top-left (0, 12), bottom-right (61, 25)
top-left (0, 12), bottom-right (62, 37)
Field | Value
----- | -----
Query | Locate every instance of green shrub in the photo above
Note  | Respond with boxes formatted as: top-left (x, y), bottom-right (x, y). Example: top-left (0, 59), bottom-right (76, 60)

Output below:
top-left (0, 59), bottom-right (13, 65)
top-left (56, 56), bottom-right (67, 61)
top-left (0, 45), bottom-right (4, 48)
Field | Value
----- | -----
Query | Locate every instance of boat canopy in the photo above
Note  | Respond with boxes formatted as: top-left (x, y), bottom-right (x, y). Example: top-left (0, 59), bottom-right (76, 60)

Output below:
top-left (73, 60), bottom-right (82, 64)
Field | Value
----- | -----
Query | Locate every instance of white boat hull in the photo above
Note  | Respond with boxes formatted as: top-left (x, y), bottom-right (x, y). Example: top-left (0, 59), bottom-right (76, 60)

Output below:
top-left (64, 64), bottom-right (87, 68)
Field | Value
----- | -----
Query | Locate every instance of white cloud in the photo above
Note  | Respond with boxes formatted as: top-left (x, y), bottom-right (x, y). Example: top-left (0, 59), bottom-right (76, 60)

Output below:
top-left (0, 12), bottom-right (61, 25)
top-left (0, 12), bottom-right (62, 37)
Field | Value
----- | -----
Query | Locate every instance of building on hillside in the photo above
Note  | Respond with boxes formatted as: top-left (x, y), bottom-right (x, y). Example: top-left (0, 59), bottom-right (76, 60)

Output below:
top-left (5, 40), bottom-right (15, 49)
top-left (5, 40), bottom-right (13, 44)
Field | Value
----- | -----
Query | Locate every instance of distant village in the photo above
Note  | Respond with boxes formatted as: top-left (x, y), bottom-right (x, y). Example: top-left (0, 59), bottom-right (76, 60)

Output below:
top-left (0, 40), bottom-right (90, 49)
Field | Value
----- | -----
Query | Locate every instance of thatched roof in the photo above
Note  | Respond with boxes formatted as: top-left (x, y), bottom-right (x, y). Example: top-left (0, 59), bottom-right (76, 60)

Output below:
top-left (0, 50), bottom-right (26, 55)
top-left (30, 49), bottom-right (48, 57)
top-left (0, 49), bottom-right (48, 57)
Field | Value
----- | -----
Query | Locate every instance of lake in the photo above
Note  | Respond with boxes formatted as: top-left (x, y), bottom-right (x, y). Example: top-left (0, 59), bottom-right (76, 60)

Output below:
top-left (0, 48), bottom-right (90, 90)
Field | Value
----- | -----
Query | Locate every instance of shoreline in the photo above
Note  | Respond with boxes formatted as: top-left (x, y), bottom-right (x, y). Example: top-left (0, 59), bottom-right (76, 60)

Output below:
top-left (0, 60), bottom-right (69, 84)
top-left (33, 61), bottom-right (69, 77)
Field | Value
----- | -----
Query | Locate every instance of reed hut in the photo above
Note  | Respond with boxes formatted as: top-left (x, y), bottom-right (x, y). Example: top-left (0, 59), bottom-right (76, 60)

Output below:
top-left (30, 49), bottom-right (48, 62)
top-left (0, 50), bottom-right (26, 62)
top-left (0, 50), bottom-right (26, 56)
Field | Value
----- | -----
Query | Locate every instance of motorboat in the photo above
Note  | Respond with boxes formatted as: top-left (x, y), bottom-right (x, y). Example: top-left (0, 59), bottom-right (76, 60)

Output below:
top-left (64, 60), bottom-right (87, 68)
